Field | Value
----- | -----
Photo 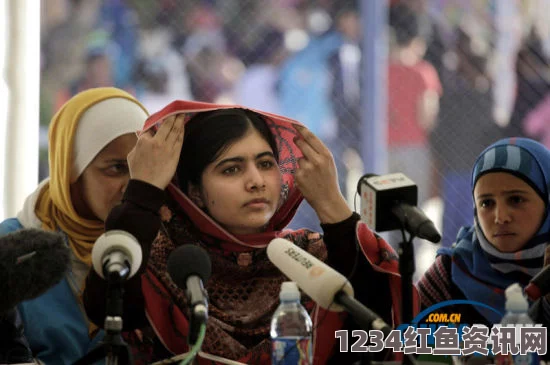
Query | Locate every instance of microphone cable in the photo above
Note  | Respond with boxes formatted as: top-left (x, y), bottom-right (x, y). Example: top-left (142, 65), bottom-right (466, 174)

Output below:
top-left (179, 323), bottom-right (207, 365)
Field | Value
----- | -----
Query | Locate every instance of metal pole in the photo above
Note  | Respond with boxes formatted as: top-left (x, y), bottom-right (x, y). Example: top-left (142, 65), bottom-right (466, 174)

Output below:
top-left (360, 0), bottom-right (389, 175)
top-left (3, 0), bottom-right (40, 219)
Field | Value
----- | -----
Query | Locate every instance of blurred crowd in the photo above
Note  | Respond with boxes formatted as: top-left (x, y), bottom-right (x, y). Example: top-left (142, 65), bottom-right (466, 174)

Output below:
top-left (39, 0), bottom-right (550, 250)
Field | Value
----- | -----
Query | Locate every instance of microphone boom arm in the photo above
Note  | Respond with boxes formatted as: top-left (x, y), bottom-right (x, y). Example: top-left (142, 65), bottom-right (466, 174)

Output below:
top-left (334, 291), bottom-right (392, 337)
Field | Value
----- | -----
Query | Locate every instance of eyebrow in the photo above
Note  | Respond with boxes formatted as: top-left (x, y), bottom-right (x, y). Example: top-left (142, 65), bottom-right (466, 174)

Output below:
top-left (476, 189), bottom-right (530, 199)
top-left (214, 151), bottom-right (275, 169)
top-left (102, 158), bottom-right (128, 164)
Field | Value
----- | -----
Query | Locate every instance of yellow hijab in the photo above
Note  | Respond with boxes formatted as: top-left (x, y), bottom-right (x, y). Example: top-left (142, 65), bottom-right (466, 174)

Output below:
top-left (35, 87), bottom-right (148, 266)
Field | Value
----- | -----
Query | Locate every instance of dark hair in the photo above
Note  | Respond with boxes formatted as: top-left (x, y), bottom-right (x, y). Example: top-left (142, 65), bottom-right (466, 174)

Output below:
top-left (135, 60), bottom-right (168, 93)
top-left (248, 28), bottom-right (284, 64)
top-left (177, 108), bottom-right (279, 192)
top-left (389, 4), bottom-right (420, 47)
top-left (85, 47), bottom-right (109, 65)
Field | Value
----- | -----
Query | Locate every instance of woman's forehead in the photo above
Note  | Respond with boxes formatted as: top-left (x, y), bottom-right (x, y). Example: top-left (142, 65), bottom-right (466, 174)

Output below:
top-left (474, 172), bottom-right (535, 195)
top-left (214, 129), bottom-right (274, 159)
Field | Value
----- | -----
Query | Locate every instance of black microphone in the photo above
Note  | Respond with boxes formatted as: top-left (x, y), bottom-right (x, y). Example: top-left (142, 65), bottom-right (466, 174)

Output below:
top-left (0, 228), bottom-right (70, 313)
top-left (524, 264), bottom-right (550, 301)
top-left (91, 230), bottom-right (142, 281)
top-left (167, 245), bottom-right (212, 345)
top-left (267, 238), bottom-right (392, 337)
top-left (357, 172), bottom-right (441, 243)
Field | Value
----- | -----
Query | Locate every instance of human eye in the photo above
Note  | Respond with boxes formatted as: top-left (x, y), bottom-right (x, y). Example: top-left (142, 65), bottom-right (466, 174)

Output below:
top-left (478, 199), bottom-right (494, 209)
top-left (104, 163), bottom-right (129, 176)
top-left (258, 159), bottom-right (276, 169)
top-left (509, 195), bottom-right (525, 205)
top-left (222, 166), bottom-right (240, 175)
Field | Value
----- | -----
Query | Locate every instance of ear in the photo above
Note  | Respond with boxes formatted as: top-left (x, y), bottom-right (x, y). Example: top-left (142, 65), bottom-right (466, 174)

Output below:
top-left (188, 183), bottom-right (205, 208)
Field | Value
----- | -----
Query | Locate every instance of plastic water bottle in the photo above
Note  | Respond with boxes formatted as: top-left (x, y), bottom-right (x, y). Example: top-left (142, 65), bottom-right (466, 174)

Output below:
top-left (270, 281), bottom-right (313, 365)
top-left (494, 283), bottom-right (539, 365)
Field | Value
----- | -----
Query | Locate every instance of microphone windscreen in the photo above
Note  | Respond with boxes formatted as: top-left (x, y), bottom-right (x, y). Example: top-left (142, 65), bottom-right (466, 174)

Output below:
top-left (267, 238), bottom-right (353, 311)
top-left (0, 228), bottom-right (70, 313)
top-left (92, 230), bottom-right (143, 279)
top-left (167, 245), bottom-right (212, 289)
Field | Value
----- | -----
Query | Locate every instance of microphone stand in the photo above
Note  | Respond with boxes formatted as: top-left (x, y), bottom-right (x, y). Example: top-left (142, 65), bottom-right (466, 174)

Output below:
top-left (74, 269), bottom-right (133, 365)
top-left (397, 228), bottom-right (416, 365)
top-left (397, 229), bottom-right (415, 326)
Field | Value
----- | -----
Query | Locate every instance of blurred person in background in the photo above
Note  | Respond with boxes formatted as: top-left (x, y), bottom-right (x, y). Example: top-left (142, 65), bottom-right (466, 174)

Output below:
top-left (181, 3), bottom-right (244, 103)
top-left (233, 27), bottom-right (287, 114)
top-left (278, 8), bottom-right (341, 142)
top-left (0, 88), bottom-right (148, 364)
top-left (136, 24), bottom-right (193, 112)
top-left (279, 5), bottom-right (351, 231)
top-left (388, 3), bottom-right (442, 208)
top-left (524, 91), bottom-right (550, 148)
top-left (40, 0), bottom-right (107, 115)
top-left (507, 30), bottom-right (550, 140)
top-left (329, 5), bottom-right (363, 204)
top-left (96, 0), bottom-right (141, 91)
top-left (431, 28), bottom-right (504, 248)
top-left (330, 7), bottom-right (361, 155)
top-left (52, 0), bottom-right (142, 113)
top-left (134, 60), bottom-right (172, 114)
top-left (55, 48), bottom-right (115, 111)
top-left (186, 47), bottom-right (234, 102)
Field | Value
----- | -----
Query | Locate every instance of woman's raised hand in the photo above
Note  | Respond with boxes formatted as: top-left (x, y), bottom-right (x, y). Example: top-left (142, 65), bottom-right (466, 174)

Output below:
top-left (293, 124), bottom-right (352, 224)
top-left (127, 114), bottom-right (186, 190)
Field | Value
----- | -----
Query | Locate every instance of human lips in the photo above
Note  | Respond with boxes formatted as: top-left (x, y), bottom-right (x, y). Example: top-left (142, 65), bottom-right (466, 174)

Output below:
top-left (493, 231), bottom-right (516, 238)
top-left (243, 198), bottom-right (269, 207)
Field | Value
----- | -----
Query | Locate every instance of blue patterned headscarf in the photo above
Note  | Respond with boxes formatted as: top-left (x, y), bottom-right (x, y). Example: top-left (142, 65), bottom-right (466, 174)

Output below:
top-left (440, 137), bottom-right (550, 323)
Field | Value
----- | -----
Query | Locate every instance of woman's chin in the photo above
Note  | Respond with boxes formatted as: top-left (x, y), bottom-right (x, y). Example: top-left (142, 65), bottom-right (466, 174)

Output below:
top-left (490, 236), bottom-right (524, 253)
top-left (227, 221), bottom-right (271, 235)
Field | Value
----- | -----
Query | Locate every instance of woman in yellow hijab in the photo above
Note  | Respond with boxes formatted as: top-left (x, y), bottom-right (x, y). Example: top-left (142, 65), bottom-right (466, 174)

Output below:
top-left (0, 87), bottom-right (148, 365)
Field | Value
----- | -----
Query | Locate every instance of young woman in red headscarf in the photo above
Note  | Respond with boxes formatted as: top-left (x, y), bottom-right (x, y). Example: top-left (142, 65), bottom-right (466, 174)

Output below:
top-left (84, 100), bottom-right (412, 364)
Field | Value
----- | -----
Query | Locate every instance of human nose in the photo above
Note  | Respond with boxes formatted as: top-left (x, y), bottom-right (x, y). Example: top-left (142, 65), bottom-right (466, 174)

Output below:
top-left (120, 177), bottom-right (130, 195)
top-left (245, 166), bottom-right (266, 192)
top-left (494, 204), bottom-right (512, 224)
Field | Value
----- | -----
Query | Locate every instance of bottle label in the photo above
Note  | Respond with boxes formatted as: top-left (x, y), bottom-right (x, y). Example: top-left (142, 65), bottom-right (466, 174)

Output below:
top-left (272, 337), bottom-right (312, 365)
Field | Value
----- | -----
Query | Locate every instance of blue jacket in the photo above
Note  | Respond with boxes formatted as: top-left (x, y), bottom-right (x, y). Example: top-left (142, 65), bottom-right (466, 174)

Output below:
top-left (0, 218), bottom-right (104, 365)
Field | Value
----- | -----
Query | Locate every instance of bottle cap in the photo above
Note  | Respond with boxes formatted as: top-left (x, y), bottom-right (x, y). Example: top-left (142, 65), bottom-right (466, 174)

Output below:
top-left (280, 281), bottom-right (301, 301)
top-left (504, 283), bottom-right (529, 312)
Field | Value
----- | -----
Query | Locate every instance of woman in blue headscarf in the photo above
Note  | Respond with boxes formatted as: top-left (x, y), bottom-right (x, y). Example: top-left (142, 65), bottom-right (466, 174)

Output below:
top-left (418, 137), bottom-right (550, 328)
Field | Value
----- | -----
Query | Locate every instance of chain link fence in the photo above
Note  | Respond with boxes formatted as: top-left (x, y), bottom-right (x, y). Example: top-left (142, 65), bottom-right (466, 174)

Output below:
top-left (39, 0), bottom-right (550, 272)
